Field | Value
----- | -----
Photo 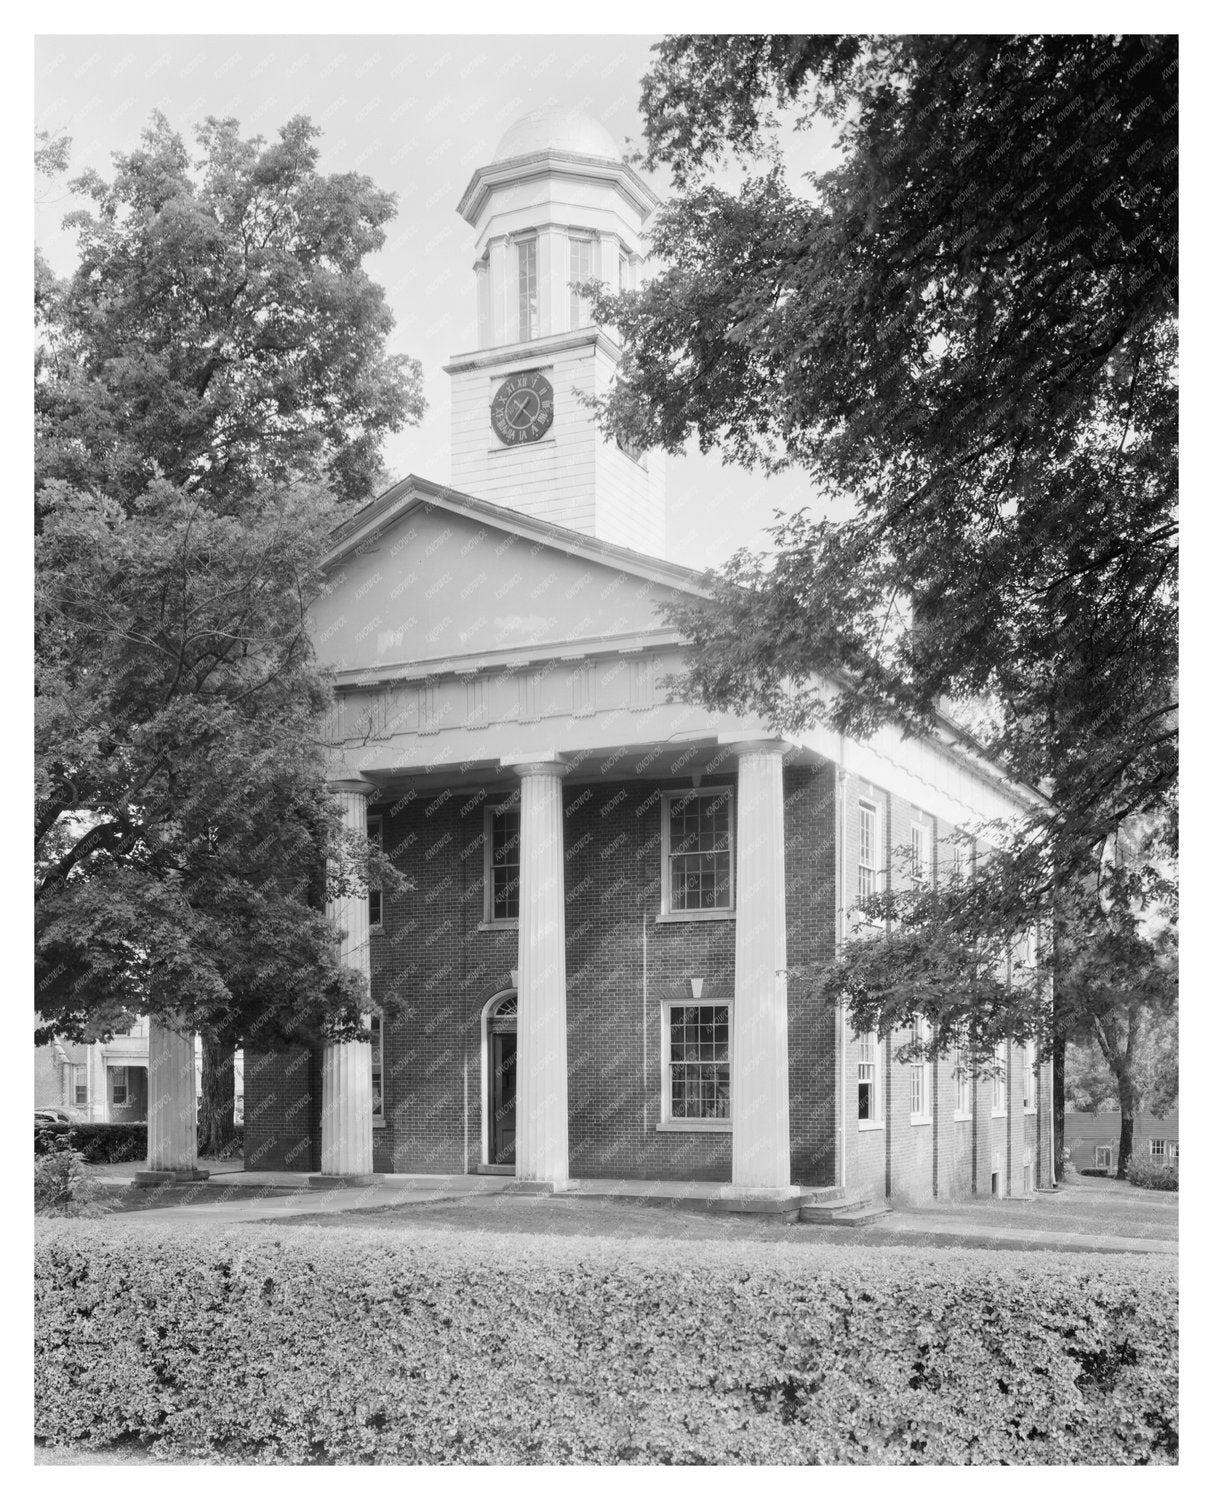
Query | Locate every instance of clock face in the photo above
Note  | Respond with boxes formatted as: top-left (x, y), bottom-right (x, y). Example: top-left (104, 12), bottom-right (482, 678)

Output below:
top-left (491, 371), bottom-right (555, 446)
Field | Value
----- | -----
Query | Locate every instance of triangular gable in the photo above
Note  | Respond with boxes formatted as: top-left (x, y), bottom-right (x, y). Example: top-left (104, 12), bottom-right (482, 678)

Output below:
top-left (311, 476), bottom-right (702, 678)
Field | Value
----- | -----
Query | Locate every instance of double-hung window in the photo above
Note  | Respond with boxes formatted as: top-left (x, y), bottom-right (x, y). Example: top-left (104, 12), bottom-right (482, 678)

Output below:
top-left (484, 801), bottom-right (521, 924)
top-left (953, 1050), bottom-right (972, 1119)
top-left (661, 1000), bottom-right (731, 1129)
top-left (910, 1015), bottom-right (931, 1122)
top-left (858, 799), bottom-right (881, 899)
top-left (517, 238), bottom-right (538, 341)
top-left (1023, 1038), bottom-right (1038, 1113)
top-left (367, 814), bottom-right (383, 929)
top-left (992, 1040), bottom-right (1009, 1116)
top-left (910, 818), bottom-right (931, 890)
top-left (111, 1066), bottom-right (128, 1107)
top-left (661, 789), bottom-right (734, 917)
top-left (857, 1032), bottom-right (881, 1126)
top-left (569, 235), bottom-right (593, 327)
top-left (71, 1064), bottom-right (87, 1107)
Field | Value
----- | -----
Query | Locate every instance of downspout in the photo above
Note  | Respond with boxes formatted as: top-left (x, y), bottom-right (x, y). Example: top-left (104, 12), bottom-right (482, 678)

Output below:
top-left (835, 746), bottom-right (849, 1193)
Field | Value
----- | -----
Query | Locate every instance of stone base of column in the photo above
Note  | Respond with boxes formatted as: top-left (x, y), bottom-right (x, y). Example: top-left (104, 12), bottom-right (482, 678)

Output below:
top-left (502, 1178), bottom-right (566, 1196)
top-left (132, 1168), bottom-right (210, 1187)
top-left (307, 1172), bottom-right (377, 1189)
top-left (717, 1183), bottom-right (802, 1207)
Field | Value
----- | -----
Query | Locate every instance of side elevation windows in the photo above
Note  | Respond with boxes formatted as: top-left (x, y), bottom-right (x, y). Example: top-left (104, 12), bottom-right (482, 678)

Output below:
top-left (1023, 1038), bottom-right (1038, 1113)
top-left (992, 1040), bottom-right (1009, 1116)
top-left (370, 1012), bottom-right (385, 1126)
top-left (910, 1015), bottom-right (932, 1123)
top-left (857, 799), bottom-right (882, 899)
top-left (857, 1032), bottom-right (882, 1127)
top-left (910, 815), bottom-right (932, 889)
top-left (953, 1050), bottom-right (972, 1120)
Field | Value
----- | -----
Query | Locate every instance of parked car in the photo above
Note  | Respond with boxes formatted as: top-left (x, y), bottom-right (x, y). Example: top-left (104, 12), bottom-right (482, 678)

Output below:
top-left (35, 1106), bottom-right (86, 1126)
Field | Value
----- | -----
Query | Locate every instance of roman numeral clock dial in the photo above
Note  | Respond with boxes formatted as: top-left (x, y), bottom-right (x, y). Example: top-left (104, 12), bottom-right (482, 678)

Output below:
top-left (490, 371), bottom-right (555, 446)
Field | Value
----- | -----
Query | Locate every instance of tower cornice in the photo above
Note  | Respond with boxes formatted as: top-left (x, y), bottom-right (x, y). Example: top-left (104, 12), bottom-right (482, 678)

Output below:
top-left (457, 149), bottom-right (659, 227)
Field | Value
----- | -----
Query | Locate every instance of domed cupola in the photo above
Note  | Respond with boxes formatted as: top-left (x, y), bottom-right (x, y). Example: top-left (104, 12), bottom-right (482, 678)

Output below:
top-left (445, 103), bottom-right (666, 557)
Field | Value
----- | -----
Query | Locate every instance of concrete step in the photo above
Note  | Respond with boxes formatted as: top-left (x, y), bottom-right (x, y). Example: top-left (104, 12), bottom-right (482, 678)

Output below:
top-left (798, 1194), bottom-right (891, 1226)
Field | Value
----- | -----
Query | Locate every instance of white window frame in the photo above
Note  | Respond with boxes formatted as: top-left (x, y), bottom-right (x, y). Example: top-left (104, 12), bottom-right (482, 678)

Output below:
top-left (857, 1031), bottom-right (883, 1130)
top-left (657, 787), bottom-right (735, 922)
top-left (367, 814), bottom-right (383, 930)
top-left (517, 236), bottom-right (538, 341)
top-left (910, 816), bottom-right (932, 890)
top-left (1094, 1144), bottom-right (1115, 1171)
top-left (369, 1011), bottom-right (385, 1128)
top-left (482, 800), bottom-right (521, 929)
top-left (1023, 1038), bottom-right (1038, 1113)
top-left (991, 1040), bottom-right (1009, 1117)
top-left (857, 799), bottom-right (882, 900)
top-left (909, 1015), bottom-right (932, 1124)
top-left (71, 1063), bottom-right (88, 1108)
top-left (953, 1049), bottom-right (972, 1120)
top-left (110, 1065), bottom-right (128, 1107)
top-left (658, 998), bottom-right (732, 1132)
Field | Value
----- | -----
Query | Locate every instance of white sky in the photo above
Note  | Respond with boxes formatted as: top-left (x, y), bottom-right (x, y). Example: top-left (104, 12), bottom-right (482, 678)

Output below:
top-left (34, 32), bottom-right (843, 569)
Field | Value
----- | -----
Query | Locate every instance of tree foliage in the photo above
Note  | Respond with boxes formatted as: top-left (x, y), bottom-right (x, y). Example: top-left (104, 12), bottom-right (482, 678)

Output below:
top-left (35, 116), bottom-right (416, 1093)
top-left (596, 35), bottom-right (1177, 1067)
top-left (37, 113), bottom-right (423, 513)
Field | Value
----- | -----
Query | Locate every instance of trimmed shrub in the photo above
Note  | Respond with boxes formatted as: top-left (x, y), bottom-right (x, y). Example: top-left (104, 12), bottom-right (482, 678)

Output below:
top-left (35, 1223), bottom-right (1177, 1464)
top-left (1128, 1158), bottom-right (1178, 1192)
top-left (33, 1137), bottom-right (103, 1217)
top-left (34, 1122), bottom-right (147, 1164)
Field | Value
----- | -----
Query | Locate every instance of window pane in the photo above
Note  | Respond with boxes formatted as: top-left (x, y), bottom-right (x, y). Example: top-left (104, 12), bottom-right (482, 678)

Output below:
top-left (668, 792), bottom-right (732, 911)
top-left (491, 806), bottom-right (521, 920)
top-left (668, 1004), bottom-right (730, 1119)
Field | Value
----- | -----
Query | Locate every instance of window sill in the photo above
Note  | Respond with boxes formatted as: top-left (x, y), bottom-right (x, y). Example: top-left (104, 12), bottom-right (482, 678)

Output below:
top-left (1024, 1107), bottom-right (1038, 1115)
top-left (991, 1109), bottom-right (1008, 1119)
top-left (656, 1118), bottom-right (731, 1133)
top-left (857, 1120), bottom-right (885, 1132)
top-left (478, 919), bottom-right (519, 932)
top-left (655, 910), bottom-right (735, 924)
top-left (373, 1120), bottom-right (387, 1131)
top-left (910, 1114), bottom-right (933, 1127)
top-left (369, 924), bottom-right (383, 934)
top-left (953, 1111), bottom-right (973, 1123)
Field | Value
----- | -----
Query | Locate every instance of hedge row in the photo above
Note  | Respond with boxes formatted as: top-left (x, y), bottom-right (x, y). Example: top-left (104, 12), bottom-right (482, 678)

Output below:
top-left (36, 1222), bottom-right (1177, 1464)
top-left (1128, 1159), bottom-right (1179, 1192)
top-left (35, 1122), bottom-right (147, 1162)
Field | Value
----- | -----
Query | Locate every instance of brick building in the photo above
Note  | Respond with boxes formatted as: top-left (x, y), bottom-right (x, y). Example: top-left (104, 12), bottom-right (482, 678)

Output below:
top-left (148, 106), bottom-right (1051, 1203)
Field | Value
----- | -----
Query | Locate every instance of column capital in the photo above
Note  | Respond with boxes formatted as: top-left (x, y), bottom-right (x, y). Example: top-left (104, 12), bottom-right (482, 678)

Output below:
top-left (503, 755), bottom-right (569, 780)
top-left (328, 776), bottom-right (377, 799)
top-left (717, 734), bottom-right (795, 759)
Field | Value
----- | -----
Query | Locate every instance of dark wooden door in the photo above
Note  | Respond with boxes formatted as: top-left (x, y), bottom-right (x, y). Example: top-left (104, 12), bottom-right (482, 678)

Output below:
top-left (491, 1031), bottom-right (517, 1165)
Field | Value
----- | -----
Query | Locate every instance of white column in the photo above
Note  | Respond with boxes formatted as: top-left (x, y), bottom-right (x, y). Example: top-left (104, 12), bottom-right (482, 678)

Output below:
top-left (137, 1015), bottom-right (206, 1183)
top-left (730, 740), bottom-right (793, 1193)
top-left (315, 778), bottom-right (376, 1182)
top-left (509, 758), bottom-right (569, 1187)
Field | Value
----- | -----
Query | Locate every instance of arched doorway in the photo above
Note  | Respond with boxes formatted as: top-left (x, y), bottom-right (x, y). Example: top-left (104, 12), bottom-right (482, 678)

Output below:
top-left (482, 992), bottom-right (517, 1170)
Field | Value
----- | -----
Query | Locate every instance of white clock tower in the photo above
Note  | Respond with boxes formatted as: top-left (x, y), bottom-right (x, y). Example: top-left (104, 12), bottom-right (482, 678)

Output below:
top-left (445, 106), bottom-right (667, 558)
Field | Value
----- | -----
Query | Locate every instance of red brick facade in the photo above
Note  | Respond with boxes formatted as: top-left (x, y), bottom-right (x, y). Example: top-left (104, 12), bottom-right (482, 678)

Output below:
top-left (244, 757), bottom-right (1050, 1201)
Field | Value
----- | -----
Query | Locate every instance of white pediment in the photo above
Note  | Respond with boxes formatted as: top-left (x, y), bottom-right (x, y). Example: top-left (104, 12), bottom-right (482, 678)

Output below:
top-left (310, 477), bottom-right (700, 679)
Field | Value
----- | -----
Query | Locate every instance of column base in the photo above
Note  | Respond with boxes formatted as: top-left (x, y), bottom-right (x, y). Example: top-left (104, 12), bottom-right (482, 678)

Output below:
top-left (503, 1178), bottom-right (568, 1196)
top-left (720, 1183), bottom-right (799, 1207)
top-left (132, 1168), bottom-right (210, 1188)
top-left (307, 1172), bottom-right (378, 1189)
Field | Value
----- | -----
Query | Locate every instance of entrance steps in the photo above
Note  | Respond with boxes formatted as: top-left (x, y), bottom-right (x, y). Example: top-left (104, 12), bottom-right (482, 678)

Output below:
top-left (797, 1191), bottom-right (892, 1227)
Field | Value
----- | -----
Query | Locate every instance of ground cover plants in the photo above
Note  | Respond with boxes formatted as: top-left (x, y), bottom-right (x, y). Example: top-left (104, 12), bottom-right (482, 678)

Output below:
top-left (36, 1220), bottom-right (1177, 1464)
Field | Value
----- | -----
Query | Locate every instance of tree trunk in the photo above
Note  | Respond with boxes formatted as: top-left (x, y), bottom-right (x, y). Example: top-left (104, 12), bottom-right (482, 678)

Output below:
top-left (1052, 1019), bottom-right (1067, 1181)
top-left (1116, 1071), bottom-right (1135, 1179)
top-left (198, 1034), bottom-right (237, 1158)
